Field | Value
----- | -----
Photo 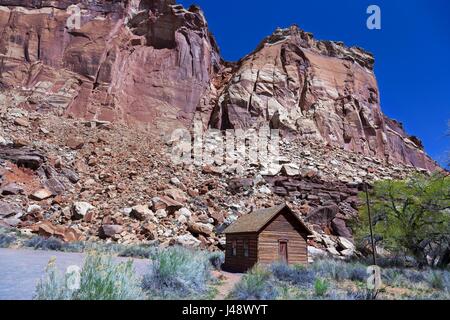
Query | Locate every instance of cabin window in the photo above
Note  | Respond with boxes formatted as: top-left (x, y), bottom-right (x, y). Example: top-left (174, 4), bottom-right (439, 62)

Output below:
top-left (243, 240), bottom-right (249, 257)
top-left (232, 240), bottom-right (237, 256)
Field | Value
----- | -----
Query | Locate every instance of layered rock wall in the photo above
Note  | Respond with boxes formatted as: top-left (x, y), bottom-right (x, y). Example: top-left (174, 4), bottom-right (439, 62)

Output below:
top-left (0, 1), bottom-right (439, 170)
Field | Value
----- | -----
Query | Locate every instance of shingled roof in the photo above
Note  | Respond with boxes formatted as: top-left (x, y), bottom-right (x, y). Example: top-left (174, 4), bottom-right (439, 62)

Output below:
top-left (223, 203), bottom-right (313, 235)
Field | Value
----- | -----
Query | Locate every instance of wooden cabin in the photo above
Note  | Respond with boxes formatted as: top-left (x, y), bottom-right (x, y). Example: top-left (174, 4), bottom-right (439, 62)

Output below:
top-left (222, 203), bottom-right (313, 272)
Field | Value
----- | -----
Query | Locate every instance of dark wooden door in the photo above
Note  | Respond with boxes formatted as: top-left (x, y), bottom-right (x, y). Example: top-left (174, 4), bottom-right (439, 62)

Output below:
top-left (279, 240), bottom-right (288, 262)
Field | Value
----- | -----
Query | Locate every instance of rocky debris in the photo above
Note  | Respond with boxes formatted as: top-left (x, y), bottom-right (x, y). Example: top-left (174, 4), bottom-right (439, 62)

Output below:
top-left (188, 222), bottom-right (214, 237)
top-left (131, 205), bottom-right (153, 221)
top-left (0, 201), bottom-right (23, 219)
top-left (0, 100), bottom-right (440, 253)
top-left (337, 237), bottom-right (355, 251)
top-left (27, 204), bottom-right (42, 214)
top-left (65, 137), bottom-right (84, 150)
top-left (29, 188), bottom-right (53, 201)
top-left (0, 0), bottom-right (442, 253)
top-left (151, 196), bottom-right (183, 214)
top-left (0, 147), bottom-right (44, 170)
top-left (61, 168), bottom-right (80, 183)
top-left (14, 118), bottom-right (30, 127)
top-left (0, 1), bottom-right (438, 171)
top-left (99, 225), bottom-right (123, 239)
top-left (1, 183), bottom-right (24, 195)
top-left (31, 221), bottom-right (82, 242)
top-left (176, 234), bottom-right (201, 247)
top-left (71, 202), bottom-right (95, 220)
top-left (164, 188), bottom-right (188, 203)
top-left (331, 218), bottom-right (353, 238)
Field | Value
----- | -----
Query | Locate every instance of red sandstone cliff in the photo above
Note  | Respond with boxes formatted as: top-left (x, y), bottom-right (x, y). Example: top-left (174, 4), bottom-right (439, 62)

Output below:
top-left (0, 0), bottom-right (439, 170)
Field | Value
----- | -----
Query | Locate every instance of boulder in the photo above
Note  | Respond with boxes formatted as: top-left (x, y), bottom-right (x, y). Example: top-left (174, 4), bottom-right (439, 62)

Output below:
top-left (62, 168), bottom-right (80, 183)
top-left (327, 246), bottom-right (341, 256)
top-left (337, 236), bottom-right (355, 251)
top-left (202, 165), bottom-right (223, 175)
top-left (14, 117), bottom-right (30, 127)
top-left (0, 136), bottom-right (7, 146)
top-left (0, 202), bottom-right (22, 219)
top-left (155, 209), bottom-right (168, 219)
top-left (1, 183), bottom-right (24, 195)
top-left (188, 222), bottom-right (214, 236)
top-left (331, 218), bottom-right (352, 238)
top-left (141, 223), bottom-right (158, 240)
top-left (0, 147), bottom-right (44, 170)
top-left (99, 225), bottom-right (123, 239)
top-left (2, 217), bottom-right (20, 227)
top-left (306, 204), bottom-right (339, 226)
top-left (71, 202), bottom-right (95, 220)
top-left (33, 221), bottom-right (82, 242)
top-left (27, 204), bottom-right (42, 214)
top-left (340, 249), bottom-right (355, 257)
top-left (30, 188), bottom-right (53, 201)
top-left (151, 196), bottom-right (183, 214)
top-left (282, 163), bottom-right (300, 176)
top-left (178, 207), bottom-right (193, 218)
top-left (164, 188), bottom-right (188, 203)
top-left (131, 205), bottom-right (153, 221)
top-left (66, 137), bottom-right (84, 150)
top-left (176, 234), bottom-right (201, 248)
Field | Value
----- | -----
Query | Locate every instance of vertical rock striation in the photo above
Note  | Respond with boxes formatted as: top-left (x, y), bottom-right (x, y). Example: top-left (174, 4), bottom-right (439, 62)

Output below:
top-left (0, 1), bottom-right (439, 170)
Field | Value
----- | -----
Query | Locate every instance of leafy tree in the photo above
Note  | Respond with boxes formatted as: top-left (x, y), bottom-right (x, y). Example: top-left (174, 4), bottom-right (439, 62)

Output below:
top-left (355, 173), bottom-right (450, 267)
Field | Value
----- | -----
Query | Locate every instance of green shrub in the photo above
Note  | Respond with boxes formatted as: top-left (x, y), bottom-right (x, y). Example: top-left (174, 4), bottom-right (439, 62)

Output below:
top-left (230, 265), bottom-right (278, 300)
top-left (24, 236), bottom-right (65, 251)
top-left (119, 245), bottom-right (152, 259)
top-left (270, 262), bottom-right (315, 288)
top-left (354, 173), bottom-right (450, 267)
top-left (383, 268), bottom-right (428, 289)
top-left (311, 258), bottom-right (368, 283)
top-left (208, 251), bottom-right (225, 270)
top-left (142, 246), bottom-right (211, 299)
top-left (0, 234), bottom-right (16, 248)
top-left (34, 253), bottom-right (144, 300)
top-left (428, 272), bottom-right (444, 290)
top-left (34, 258), bottom-right (73, 300)
top-left (314, 278), bottom-right (329, 297)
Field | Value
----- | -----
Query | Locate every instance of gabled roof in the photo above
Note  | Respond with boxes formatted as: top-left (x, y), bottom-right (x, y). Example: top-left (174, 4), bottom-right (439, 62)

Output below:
top-left (223, 203), bottom-right (313, 235)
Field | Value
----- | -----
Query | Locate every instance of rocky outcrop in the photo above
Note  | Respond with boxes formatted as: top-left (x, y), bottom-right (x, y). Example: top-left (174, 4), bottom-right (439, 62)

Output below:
top-left (0, 1), bottom-right (444, 255)
top-left (0, 0), bottom-right (221, 132)
top-left (208, 26), bottom-right (437, 171)
top-left (0, 1), bottom-right (439, 171)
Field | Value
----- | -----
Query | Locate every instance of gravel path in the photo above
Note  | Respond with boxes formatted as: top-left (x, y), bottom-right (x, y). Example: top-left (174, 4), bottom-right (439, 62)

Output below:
top-left (213, 270), bottom-right (243, 300)
top-left (0, 248), bottom-right (150, 300)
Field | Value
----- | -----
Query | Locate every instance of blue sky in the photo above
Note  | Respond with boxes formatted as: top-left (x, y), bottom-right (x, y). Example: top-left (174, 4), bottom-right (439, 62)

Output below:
top-left (179, 0), bottom-right (450, 166)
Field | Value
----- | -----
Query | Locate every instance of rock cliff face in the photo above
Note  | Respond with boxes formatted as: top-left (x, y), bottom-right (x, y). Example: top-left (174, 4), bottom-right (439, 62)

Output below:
top-left (0, 0), bottom-right (444, 253)
top-left (0, 0), bottom-right (438, 170)
top-left (0, 0), bottom-right (221, 132)
top-left (209, 26), bottom-right (436, 170)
